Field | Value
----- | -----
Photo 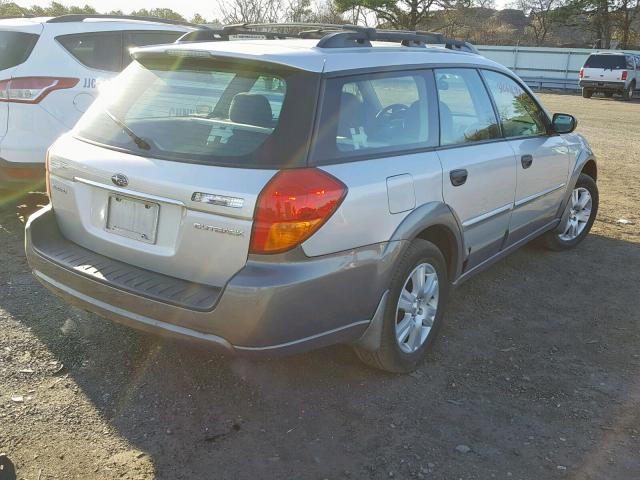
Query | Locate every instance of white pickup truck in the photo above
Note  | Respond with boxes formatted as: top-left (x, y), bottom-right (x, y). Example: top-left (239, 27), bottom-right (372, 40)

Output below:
top-left (579, 52), bottom-right (639, 100)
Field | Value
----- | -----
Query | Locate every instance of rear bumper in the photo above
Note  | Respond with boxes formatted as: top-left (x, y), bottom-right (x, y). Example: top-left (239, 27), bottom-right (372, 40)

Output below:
top-left (0, 157), bottom-right (44, 185)
top-left (579, 80), bottom-right (626, 90)
top-left (26, 206), bottom-right (404, 355)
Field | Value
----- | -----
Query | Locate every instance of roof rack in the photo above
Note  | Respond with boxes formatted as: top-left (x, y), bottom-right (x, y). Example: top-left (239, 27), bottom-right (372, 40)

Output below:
top-left (184, 23), bottom-right (478, 54)
top-left (46, 14), bottom-right (206, 29)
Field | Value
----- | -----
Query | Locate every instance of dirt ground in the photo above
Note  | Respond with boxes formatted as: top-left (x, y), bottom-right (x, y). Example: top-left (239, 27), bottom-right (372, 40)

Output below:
top-left (1, 93), bottom-right (639, 480)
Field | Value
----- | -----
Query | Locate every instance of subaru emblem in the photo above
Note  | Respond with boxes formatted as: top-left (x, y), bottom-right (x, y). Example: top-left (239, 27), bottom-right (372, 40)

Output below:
top-left (111, 173), bottom-right (128, 187)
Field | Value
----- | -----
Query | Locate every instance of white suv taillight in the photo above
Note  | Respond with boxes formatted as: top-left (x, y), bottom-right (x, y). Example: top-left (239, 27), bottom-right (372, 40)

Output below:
top-left (621, 70), bottom-right (628, 81)
top-left (0, 77), bottom-right (79, 104)
top-left (579, 68), bottom-right (584, 78)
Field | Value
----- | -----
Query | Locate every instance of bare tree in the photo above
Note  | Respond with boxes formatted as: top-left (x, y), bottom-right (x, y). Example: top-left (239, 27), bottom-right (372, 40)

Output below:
top-left (220, 0), bottom-right (282, 23)
top-left (615, 0), bottom-right (640, 48)
top-left (284, 0), bottom-right (312, 21)
top-left (335, 0), bottom-right (451, 30)
top-left (515, 0), bottom-right (559, 45)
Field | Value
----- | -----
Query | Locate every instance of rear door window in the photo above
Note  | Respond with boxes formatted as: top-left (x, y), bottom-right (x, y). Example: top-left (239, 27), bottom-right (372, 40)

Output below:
top-left (0, 31), bottom-right (39, 70)
top-left (311, 70), bottom-right (437, 162)
top-left (57, 32), bottom-right (123, 72)
top-left (435, 68), bottom-right (501, 146)
top-left (123, 31), bottom-right (185, 68)
top-left (583, 55), bottom-right (628, 70)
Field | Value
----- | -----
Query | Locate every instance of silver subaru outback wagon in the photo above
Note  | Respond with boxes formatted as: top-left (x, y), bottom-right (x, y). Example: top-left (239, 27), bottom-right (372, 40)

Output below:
top-left (25, 25), bottom-right (598, 373)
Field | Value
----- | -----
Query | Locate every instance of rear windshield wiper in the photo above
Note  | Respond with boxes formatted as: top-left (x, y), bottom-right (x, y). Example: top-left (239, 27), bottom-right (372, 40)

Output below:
top-left (104, 110), bottom-right (151, 151)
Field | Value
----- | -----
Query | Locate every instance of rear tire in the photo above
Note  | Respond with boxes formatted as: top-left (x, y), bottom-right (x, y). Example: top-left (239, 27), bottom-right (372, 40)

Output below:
top-left (604, 91), bottom-right (614, 98)
top-left (541, 173), bottom-right (598, 251)
top-left (622, 83), bottom-right (634, 101)
top-left (354, 239), bottom-right (449, 373)
top-left (582, 88), bottom-right (593, 98)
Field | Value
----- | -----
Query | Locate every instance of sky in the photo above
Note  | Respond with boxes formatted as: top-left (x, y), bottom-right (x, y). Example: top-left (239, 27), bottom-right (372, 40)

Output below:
top-left (16, 0), bottom-right (510, 22)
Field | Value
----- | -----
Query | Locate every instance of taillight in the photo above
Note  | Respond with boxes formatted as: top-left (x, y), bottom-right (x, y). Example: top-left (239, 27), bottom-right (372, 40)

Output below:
top-left (621, 70), bottom-right (628, 80)
top-left (579, 68), bottom-right (584, 78)
top-left (250, 168), bottom-right (347, 254)
top-left (45, 149), bottom-right (51, 199)
top-left (0, 77), bottom-right (79, 104)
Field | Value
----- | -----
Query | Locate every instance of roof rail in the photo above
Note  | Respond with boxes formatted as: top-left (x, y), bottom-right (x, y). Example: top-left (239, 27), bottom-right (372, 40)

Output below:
top-left (46, 14), bottom-right (205, 29)
top-left (192, 23), bottom-right (478, 54)
top-left (0, 14), bottom-right (36, 20)
top-left (315, 26), bottom-right (479, 53)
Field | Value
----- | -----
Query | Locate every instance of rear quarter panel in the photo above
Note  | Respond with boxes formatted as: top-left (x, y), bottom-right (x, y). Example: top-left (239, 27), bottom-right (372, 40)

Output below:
top-left (302, 151), bottom-right (443, 256)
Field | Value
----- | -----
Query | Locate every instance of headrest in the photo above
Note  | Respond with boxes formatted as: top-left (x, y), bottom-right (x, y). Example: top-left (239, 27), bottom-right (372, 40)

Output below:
top-left (229, 93), bottom-right (273, 128)
top-left (337, 92), bottom-right (366, 137)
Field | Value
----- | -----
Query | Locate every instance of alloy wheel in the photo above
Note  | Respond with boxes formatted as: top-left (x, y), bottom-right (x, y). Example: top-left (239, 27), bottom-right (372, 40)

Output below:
top-left (559, 187), bottom-right (592, 241)
top-left (395, 263), bottom-right (439, 353)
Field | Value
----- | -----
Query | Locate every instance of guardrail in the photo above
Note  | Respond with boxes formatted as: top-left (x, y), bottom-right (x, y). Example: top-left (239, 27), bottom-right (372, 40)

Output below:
top-left (477, 45), bottom-right (640, 92)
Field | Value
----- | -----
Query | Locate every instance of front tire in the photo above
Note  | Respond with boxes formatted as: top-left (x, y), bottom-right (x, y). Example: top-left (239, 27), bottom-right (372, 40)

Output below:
top-left (541, 173), bottom-right (598, 251)
top-left (354, 239), bottom-right (449, 373)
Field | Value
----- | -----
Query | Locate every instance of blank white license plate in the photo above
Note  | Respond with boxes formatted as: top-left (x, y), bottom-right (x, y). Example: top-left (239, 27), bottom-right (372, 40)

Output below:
top-left (106, 194), bottom-right (159, 244)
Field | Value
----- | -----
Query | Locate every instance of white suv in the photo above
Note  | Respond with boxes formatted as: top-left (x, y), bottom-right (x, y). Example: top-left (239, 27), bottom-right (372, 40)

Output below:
top-left (579, 52), bottom-right (639, 100)
top-left (0, 15), bottom-right (195, 188)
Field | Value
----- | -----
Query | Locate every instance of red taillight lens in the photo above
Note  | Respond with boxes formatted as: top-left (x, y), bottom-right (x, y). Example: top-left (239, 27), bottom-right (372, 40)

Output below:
top-left (250, 168), bottom-right (347, 254)
top-left (579, 68), bottom-right (584, 78)
top-left (0, 77), bottom-right (79, 104)
top-left (621, 70), bottom-right (628, 80)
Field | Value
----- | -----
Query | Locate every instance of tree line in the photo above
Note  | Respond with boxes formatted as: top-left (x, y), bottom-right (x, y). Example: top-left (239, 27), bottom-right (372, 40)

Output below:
top-left (0, 0), bottom-right (638, 48)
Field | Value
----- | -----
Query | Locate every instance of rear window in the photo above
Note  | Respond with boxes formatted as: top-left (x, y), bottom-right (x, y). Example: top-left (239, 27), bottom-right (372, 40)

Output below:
top-left (58, 32), bottom-right (123, 72)
top-left (0, 31), bottom-right (39, 70)
top-left (74, 55), bottom-right (319, 168)
top-left (584, 55), bottom-right (629, 70)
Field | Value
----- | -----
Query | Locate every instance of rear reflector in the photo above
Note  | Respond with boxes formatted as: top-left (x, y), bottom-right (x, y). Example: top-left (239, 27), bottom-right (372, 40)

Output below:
top-left (250, 168), bottom-right (347, 254)
top-left (0, 77), bottom-right (79, 104)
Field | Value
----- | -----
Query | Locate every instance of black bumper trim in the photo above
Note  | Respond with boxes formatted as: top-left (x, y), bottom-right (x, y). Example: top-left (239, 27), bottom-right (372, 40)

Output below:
top-left (29, 207), bottom-right (222, 312)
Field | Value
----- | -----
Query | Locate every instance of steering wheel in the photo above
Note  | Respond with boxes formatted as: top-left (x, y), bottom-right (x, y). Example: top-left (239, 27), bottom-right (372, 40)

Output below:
top-left (375, 103), bottom-right (409, 121)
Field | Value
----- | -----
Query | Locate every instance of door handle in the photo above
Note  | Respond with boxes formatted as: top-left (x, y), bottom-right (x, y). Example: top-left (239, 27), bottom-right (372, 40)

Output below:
top-left (450, 169), bottom-right (468, 186)
top-left (521, 154), bottom-right (533, 169)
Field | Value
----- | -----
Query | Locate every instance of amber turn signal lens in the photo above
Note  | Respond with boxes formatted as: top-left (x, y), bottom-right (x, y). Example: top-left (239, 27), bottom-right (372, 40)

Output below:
top-left (250, 168), bottom-right (347, 254)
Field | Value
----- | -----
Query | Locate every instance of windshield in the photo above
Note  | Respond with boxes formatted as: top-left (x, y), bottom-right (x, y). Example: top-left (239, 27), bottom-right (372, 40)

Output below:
top-left (0, 31), bottom-right (39, 70)
top-left (75, 55), bottom-right (319, 168)
top-left (584, 55), bottom-right (629, 70)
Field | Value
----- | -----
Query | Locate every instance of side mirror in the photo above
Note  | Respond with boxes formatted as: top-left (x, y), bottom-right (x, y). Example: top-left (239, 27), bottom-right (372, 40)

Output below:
top-left (552, 113), bottom-right (577, 134)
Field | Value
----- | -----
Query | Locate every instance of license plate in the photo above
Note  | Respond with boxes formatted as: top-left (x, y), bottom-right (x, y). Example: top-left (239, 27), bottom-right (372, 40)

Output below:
top-left (106, 194), bottom-right (159, 244)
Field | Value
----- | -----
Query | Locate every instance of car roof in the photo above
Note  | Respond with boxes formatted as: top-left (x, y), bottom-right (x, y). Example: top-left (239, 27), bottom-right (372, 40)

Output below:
top-left (0, 16), bottom-right (194, 30)
top-left (135, 38), bottom-right (505, 74)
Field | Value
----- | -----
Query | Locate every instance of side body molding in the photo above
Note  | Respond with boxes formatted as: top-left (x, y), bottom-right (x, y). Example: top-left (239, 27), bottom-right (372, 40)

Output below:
top-left (389, 201), bottom-right (466, 283)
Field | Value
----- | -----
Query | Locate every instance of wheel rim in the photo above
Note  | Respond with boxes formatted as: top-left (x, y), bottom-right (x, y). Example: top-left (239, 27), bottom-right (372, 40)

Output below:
top-left (559, 187), bottom-right (592, 241)
top-left (395, 263), bottom-right (439, 354)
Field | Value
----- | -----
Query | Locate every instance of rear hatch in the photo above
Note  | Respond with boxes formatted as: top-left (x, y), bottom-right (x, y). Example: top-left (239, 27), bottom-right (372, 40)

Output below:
top-left (0, 20), bottom-right (43, 138)
top-left (47, 51), bottom-right (320, 287)
top-left (582, 54), bottom-right (630, 83)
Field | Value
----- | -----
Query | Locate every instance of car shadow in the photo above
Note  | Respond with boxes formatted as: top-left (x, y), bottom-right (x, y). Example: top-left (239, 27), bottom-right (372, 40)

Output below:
top-left (2, 197), bottom-right (640, 479)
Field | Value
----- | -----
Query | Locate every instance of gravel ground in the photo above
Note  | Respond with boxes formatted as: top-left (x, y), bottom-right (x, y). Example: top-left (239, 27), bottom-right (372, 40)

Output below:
top-left (1, 93), bottom-right (639, 480)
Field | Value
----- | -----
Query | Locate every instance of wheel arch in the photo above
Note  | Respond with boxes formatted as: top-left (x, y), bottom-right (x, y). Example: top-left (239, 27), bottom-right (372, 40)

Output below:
top-left (582, 159), bottom-right (597, 182)
top-left (390, 202), bottom-right (465, 283)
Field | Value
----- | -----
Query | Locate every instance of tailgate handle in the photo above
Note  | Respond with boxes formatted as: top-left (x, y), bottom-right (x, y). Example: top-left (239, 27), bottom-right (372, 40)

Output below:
top-left (521, 155), bottom-right (533, 169)
top-left (450, 169), bottom-right (468, 187)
